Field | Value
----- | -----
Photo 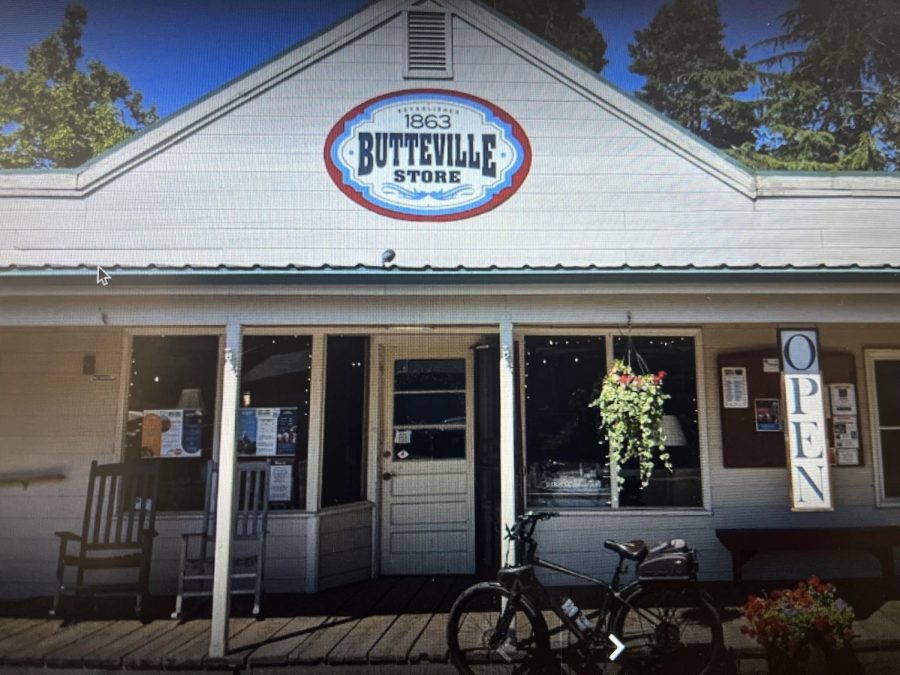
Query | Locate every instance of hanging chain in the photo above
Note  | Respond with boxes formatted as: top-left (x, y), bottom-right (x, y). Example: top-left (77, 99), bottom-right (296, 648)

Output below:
top-left (624, 311), bottom-right (650, 374)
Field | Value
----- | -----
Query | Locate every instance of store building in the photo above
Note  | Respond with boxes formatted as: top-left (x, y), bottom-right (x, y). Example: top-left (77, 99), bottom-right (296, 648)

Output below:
top-left (2, 0), bottom-right (900, 613)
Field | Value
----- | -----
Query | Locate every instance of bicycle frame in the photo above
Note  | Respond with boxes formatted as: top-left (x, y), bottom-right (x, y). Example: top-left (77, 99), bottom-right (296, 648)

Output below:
top-left (495, 547), bottom-right (641, 653)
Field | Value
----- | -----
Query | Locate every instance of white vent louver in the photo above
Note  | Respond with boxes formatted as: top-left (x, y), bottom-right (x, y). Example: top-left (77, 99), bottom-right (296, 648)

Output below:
top-left (405, 11), bottom-right (452, 78)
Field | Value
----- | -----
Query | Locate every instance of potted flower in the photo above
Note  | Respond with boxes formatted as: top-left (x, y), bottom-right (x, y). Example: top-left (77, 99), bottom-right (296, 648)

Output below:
top-left (590, 359), bottom-right (671, 488)
top-left (741, 575), bottom-right (857, 673)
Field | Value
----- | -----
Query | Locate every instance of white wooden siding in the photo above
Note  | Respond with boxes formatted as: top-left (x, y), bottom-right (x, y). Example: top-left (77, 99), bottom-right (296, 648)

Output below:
top-left (1, 12), bottom-right (898, 269)
top-left (317, 503), bottom-right (373, 590)
top-left (0, 328), bottom-right (123, 598)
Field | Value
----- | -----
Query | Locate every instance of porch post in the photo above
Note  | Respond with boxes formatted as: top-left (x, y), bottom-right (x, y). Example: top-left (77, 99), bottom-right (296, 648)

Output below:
top-left (499, 320), bottom-right (517, 566)
top-left (210, 322), bottom-right (241, 657)
top-left (304, 333), bottom-right (327, 592)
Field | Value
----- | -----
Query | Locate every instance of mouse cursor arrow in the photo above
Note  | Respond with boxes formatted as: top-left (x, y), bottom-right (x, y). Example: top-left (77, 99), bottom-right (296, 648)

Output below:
top-left (96, 266), bottom-right (111, 286)
top-left (608, 633), bottom-right (625, 661)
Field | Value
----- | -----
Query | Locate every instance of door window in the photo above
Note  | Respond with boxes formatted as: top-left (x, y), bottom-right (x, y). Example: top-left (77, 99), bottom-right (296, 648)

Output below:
top-left (393, 358), bottom-right (466, 460)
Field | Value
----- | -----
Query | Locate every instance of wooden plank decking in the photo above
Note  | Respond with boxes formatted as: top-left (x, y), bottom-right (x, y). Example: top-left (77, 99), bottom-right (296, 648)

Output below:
top-left (2, 576), bottom-right (900, 672)
top-left (0, 576), bottom-right (470, 671)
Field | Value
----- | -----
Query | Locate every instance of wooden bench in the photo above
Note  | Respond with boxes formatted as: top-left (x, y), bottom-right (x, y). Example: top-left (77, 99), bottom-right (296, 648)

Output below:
top-left (716, 527), bottom-right (900, 583)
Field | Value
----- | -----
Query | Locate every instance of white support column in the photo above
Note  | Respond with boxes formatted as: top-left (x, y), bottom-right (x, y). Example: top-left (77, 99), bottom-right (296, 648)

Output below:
top-left (209, 322), bottom-right (241, 658)
top-left (499, 320), bottom-right (517, 566)
top-left (304, 333), bottom-right (327, 593)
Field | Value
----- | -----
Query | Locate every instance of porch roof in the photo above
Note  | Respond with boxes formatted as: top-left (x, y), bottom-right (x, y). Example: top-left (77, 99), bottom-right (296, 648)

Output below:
top-left (1, 263), bottom-right (900, 287)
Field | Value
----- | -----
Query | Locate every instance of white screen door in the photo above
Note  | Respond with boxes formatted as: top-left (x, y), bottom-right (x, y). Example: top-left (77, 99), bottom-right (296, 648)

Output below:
top-left (380, 341), bottom-right (475, 574)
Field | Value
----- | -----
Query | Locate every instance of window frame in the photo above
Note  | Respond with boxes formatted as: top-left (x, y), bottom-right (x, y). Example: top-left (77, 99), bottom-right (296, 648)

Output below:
top-left (117, 327), bottom-right (225, 514)
top-left (864, 348), bottom-right (900, 507)
top-left (515, 326), bottom-right (711, 512)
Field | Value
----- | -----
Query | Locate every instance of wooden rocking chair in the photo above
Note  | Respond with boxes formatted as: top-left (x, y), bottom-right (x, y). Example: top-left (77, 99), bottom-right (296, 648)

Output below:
top-left (51, 460), bottom-right (160, 617)
top-left (172, 460), bottom-right (270, 619)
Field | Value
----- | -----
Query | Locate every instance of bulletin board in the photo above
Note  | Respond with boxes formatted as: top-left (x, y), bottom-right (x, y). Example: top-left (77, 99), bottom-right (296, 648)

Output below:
top-left (718, 348), bottom-right (860, 467)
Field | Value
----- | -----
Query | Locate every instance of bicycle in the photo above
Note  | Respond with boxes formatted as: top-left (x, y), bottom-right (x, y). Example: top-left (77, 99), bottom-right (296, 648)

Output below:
top-left (446, 511), bottom-right (723, 674)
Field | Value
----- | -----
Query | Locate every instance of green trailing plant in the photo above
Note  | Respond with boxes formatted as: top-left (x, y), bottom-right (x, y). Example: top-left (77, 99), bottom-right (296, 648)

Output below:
top-left (590, 359), bottom-right (671, 488)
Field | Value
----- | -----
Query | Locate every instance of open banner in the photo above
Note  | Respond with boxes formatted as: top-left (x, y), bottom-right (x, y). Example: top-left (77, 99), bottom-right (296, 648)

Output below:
top-left (779, 329), bottom-right (833, 511)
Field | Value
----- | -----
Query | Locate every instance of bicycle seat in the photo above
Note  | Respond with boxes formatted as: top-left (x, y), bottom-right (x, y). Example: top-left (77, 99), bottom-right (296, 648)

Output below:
top-left (604, 539), bottom-right (649, 562)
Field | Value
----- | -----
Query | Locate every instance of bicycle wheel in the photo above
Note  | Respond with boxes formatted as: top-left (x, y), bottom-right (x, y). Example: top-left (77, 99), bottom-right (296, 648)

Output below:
top-left (610, 582), bottom-right (723, 675)
top-left (447, 581), bottom-right (551, 674)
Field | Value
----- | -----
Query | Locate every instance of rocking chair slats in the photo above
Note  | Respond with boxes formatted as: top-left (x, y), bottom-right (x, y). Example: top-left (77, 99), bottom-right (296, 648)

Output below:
top-left (171, 460), bottom-right (270, 619)
top-left (50, 460), bottom-right (160, 617)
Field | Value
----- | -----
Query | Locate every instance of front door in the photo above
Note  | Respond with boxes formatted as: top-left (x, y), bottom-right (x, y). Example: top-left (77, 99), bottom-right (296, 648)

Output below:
top-left (380, 339), bottom-right (475, 575)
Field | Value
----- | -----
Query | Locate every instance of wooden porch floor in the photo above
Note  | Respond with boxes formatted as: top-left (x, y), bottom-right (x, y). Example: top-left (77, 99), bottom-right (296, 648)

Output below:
top-left (0, 576), bottom-right (472, 671)
top-left (2, 576), bottom-right (900, 672)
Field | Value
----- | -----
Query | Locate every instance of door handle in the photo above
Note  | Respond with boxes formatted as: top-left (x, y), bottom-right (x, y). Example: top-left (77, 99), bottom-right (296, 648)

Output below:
top-left (382, 472), bottom-right (392, 481)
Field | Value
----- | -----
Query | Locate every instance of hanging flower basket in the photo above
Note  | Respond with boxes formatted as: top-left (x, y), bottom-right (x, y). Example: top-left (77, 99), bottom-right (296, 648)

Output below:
top-left (590, 359), bottom-right (671, 488)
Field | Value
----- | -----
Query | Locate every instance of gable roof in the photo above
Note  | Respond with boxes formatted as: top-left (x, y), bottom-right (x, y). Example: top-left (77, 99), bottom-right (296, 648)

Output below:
top-left (1, 0), bottom-right (898, 200)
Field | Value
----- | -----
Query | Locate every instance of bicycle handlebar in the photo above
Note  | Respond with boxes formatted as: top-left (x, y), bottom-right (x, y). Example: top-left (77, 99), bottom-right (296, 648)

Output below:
top-left (505, 510), bottom-right (560, 541)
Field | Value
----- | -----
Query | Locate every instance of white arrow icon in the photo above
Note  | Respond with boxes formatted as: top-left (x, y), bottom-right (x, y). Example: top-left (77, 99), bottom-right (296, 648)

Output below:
top-left (96, 266), bottom-right (111, 286)
top-left (608, 633), bottom-right (625, 661)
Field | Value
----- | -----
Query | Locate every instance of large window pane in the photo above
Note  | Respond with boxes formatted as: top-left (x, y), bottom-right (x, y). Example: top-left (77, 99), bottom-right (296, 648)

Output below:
top-left (239, 335), bottom-right (312, 510)
top-left (873, 359), bottom-right (900, 500)
top-left (125, 335), bottom-right (219, 511)
top-left (613, 335), bottom-right (701, 508)
top-left (875, 361), bottom-right (900, 427)
top-left (881, 430), bottom-right (900, 499)
top-left (524, 336), bottom-right (609, 508)
top-left (394, 393), bottom-right (465, 426)
top-left (395, 359), bottom-right (465, 391)
top-left (321, 336), bottom-right (368, 507)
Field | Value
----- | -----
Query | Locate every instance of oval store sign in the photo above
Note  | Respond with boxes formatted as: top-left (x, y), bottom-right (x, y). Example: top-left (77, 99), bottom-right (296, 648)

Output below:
top-left (325, 90), bottom-right (531, 221)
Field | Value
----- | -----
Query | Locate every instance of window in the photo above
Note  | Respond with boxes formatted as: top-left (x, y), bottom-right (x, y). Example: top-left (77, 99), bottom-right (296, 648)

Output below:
top-left (321, 336), bottom-right (369, 507)
top-left (868, 351), bottom-right (900, 502)
top-left (524, 336), bottom-right (608, 508)
top-left (522, 332), bottom-right (703, 510)
top-left (612, 336), bottom-right (702, 508)
top-left (125, 334), bottom-right (220, 511)
top-left (238, 335), bottom-right (312, 510)
top-left (393, 358), bottom-right (466, 460)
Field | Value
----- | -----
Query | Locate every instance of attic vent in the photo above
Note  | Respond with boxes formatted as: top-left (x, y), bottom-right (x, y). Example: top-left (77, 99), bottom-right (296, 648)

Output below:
top-left (405, 11), bottom-right (452, 79)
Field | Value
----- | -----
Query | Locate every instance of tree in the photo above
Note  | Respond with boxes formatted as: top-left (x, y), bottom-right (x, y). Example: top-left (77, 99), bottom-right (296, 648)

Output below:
top-left (628, 0), bottom-right (757, 149)
top-left (734, 0), bottom-right (900, 170)
top-left (0, 3), bottom-right (157, 168)
top-left (487, 0), bottom-right (607, 72)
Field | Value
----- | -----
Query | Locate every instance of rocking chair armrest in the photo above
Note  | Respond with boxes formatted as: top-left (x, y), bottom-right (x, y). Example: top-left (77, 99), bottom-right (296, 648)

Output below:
top-left (180, 531), bottom-right (209, 542)
top-left (54, 531), bottom-right (82, 543)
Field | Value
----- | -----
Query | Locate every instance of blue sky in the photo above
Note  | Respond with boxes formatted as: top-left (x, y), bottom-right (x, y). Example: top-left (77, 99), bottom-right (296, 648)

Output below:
top-left (0, 0), bottom-right (791, 121)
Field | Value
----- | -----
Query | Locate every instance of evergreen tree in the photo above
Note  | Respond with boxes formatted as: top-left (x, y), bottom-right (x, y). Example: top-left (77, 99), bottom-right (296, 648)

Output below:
top-left (734, 0), bottom-right (899, 171)
top-left (0, 3), bottom-right (157, 168)
top-left (488, 0), bottom-right (608, 72)
top-left (628, 0), bottom-right (756, 148)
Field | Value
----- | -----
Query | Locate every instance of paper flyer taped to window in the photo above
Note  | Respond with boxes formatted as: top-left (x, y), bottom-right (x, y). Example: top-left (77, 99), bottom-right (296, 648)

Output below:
top-left (140, 409), bottom-right (202, 458)
top-left (722, 367), bottom-right (749, 409)
top-left (238, 407), bottom-right (299, 456)
top-left (268, 462), bottom-right (293, 502)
